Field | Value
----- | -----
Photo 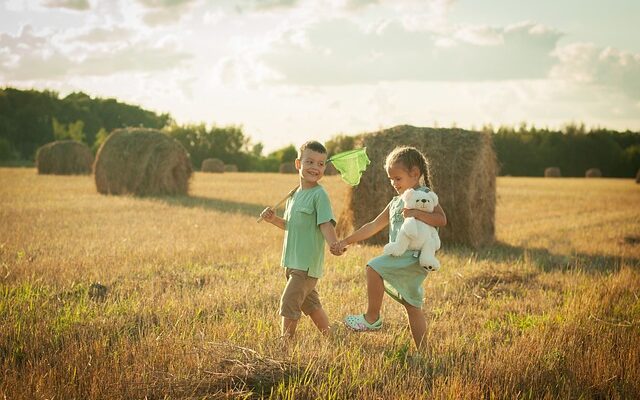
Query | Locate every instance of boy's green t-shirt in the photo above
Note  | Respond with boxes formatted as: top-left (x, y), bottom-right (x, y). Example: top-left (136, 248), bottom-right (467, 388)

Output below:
top-left (281, 185), bottom-right (335, 279)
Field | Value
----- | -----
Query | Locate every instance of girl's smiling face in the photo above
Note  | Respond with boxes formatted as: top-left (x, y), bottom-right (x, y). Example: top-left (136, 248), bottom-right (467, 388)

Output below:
top-left (386, 162), bottom-right (420, 194)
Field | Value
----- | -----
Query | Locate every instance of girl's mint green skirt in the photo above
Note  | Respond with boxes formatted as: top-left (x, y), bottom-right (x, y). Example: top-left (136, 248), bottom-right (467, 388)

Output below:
top-left (368, 250), bottom-right (429, 308)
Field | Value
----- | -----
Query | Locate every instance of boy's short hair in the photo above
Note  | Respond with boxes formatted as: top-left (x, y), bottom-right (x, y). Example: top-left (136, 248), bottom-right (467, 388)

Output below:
top-left (298, 141), bottom-right (327, 158)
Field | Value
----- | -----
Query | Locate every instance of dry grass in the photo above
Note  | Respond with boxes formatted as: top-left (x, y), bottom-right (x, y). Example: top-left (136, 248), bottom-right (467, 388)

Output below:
top-left (1, 169), bottom-right (639, 399)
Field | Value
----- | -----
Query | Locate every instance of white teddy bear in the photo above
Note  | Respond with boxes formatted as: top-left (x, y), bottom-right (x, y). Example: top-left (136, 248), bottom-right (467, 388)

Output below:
top-left (383, 188), bottom-right (441, 271)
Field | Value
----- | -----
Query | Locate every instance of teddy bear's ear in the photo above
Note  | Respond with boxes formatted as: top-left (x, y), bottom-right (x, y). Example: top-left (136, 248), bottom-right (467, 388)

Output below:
top-left (401, 188), bottom-right (414, 203)
top-left (429, 191), bottom-right (438, 206)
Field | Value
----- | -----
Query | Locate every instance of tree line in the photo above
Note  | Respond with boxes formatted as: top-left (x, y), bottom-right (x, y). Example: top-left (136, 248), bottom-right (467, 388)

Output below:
top-left (488, 124), bottom-right (640, 177)
top-left (0, 88), bottom-right (170, 161)
top-left (1, 87), bottom-right (639, 176)
top-left (0, 87), bottom-right (297, 171)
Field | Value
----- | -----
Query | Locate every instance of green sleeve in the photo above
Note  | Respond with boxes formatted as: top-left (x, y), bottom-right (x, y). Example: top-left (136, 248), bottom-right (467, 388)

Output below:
top-left (315, 188), bottom-right (336, 226)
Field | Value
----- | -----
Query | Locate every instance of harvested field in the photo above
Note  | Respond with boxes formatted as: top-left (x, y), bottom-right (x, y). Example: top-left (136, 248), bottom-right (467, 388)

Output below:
top-left (1, 169), bottom-right (639, 399)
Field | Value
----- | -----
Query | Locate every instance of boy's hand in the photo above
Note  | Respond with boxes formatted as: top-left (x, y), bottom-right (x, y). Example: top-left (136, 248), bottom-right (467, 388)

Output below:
top-left (330, 240), bottom-right (347, 256)
top-left (330, 241), bottom-right (343, 256)
top-left (260, 207), bottom-right (276, 223)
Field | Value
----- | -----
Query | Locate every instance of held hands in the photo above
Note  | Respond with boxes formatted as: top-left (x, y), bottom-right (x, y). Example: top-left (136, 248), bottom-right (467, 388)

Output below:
top-left (330, 240), bottom-right (348, 256)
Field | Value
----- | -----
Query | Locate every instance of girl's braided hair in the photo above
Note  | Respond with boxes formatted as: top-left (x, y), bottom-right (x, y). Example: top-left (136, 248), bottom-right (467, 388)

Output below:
top-left (384, 146), bottom-right (431, 188)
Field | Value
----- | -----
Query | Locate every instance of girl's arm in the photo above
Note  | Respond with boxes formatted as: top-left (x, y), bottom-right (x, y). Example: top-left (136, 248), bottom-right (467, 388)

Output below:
top-left (340, 204), bottom-right (391, 247)
top-left (403, 204), bottom-right (447, 227)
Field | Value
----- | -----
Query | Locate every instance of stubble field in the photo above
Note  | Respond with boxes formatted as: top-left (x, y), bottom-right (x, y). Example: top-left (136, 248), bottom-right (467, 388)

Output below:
top-left (1, 168), bottom-right (639, 399)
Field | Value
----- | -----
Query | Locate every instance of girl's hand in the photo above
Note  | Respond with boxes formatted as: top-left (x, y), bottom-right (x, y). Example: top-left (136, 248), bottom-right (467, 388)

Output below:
top-left (402, 208), bottom-right (417, 219)
top-left (260, 207), bottom-right (276, 223)
top-left (330, 240), bottom-right (347, 255)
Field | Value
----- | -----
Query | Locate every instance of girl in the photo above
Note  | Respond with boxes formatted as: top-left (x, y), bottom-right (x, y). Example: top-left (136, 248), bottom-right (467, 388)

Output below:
top-left (332, 146), bottom-right (447, 350)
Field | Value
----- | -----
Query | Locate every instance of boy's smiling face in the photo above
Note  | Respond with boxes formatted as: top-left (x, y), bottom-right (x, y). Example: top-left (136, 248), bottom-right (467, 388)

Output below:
top-left (296, 148), bottom-right (327, 186)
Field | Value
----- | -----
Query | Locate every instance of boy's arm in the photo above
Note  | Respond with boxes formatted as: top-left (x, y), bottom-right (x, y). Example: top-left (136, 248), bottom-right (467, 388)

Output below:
top-left (341, 204), bottom-right (391, 246)
top-left (319, 221), bottom-right (339, 245)
top-left (403, 204), bottom-right (447, 227)
top-left (260, 207), bottom-right (286, 230)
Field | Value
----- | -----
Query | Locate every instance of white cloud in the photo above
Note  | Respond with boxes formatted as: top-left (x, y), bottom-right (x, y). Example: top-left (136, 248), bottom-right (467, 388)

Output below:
top-left (42, 0), bottom-right (90, 10)
top-left (551, 42), bottom-right (640, 100)
top-left (136, 0), bottom-right (197, 8)
top-left (0, 25), bottom-right (72, 78)
top-left (4, 0), bottom-right (91, 11)
top-left (68, 26), bottom-right (136, 43)
top-left (134, 0), bottom-right (199, 25)
top-left (0, 24), bottom-right (190, 81)
top-left (74, 42), bottom-right (190, 75)
top-left (453, 25), bottom-right (502, 46)
top-left (241, 0), bottom-right (299, 11)
top-left (340, 0), bottom-right (380, 10)
top-left (257, 18), bottom-right (561, 85)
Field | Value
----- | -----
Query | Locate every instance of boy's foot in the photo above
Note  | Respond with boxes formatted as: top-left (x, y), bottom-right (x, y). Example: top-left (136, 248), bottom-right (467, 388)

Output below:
top-left (344, 314), bottom-right (383, 331)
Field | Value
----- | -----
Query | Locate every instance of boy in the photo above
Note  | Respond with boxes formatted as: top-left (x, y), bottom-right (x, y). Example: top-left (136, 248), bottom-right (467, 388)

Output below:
top-left (260, 140), bottom-right (343, 339)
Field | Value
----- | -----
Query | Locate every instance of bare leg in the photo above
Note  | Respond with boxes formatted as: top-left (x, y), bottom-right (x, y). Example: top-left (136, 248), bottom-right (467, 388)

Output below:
top-left (308, 307), bottom-right (330, 335)
top-left (364, 265), bottom-right (385, 324)
top-left (403, 302), bottom-right (427, 350)
top-left (281, 317), bottom-right (298, 339)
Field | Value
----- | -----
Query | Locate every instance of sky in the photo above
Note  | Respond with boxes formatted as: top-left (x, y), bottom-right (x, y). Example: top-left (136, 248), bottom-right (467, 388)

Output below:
top-left (1, 0), bottom-right (639, 153)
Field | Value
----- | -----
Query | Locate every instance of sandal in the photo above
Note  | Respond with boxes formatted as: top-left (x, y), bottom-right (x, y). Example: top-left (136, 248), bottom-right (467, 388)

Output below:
top-left (344, 314), bottom-right (383, 331)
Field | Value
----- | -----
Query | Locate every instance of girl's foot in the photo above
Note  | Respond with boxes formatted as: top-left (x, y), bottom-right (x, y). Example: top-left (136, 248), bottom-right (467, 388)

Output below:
top-left (344, 314), bottom-right (383, 331)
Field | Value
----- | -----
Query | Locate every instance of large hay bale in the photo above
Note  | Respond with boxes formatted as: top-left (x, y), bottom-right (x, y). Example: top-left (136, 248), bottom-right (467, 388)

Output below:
top-left (585, 168), bottom-right (602, 178)
top-left (224, 164), bottom-right (238, 172)
top-left (35, 140), bottom-right (93, 175)
top-left (202, 158), bottom-right (225, 173)
top-left (544, 167), bottom-right (561, 177)
top-left (94, 128), bottom-right (192, 196)
top-left (324, 162), bottom-right (338, 176)
top-left (279, 162), bottom-right (297, 174)
top-left (336, 125), bottom-right (497, 248)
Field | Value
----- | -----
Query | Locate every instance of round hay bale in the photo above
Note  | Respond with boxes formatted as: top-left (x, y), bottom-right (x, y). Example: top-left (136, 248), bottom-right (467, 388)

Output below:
top-left (585, 168), bottom-right (602, 178)
top-left (202, 158), bottom-right (225, 173)
top-left (224, 164), bottom-right (238, 172)
top-left (35, 140), bottom-right (93, 175)
top-left (336, 125), bottom-right (497, 248)
top-left (544, 167), bottom-right (561, 177)
top-left (94, 128), bottom-right (192, 196)
top-left (279, 162), bottom-right (297, 174)
top-left (324, 162), bottom-right (338, 176)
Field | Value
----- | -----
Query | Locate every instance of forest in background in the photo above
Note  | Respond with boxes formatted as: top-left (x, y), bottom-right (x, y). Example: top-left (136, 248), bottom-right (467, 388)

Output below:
top-left (1, 87), bottom-right (639, 177)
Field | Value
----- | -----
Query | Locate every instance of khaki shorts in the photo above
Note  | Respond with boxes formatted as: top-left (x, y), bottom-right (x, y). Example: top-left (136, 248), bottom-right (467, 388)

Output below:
top-left (279, 268), bottom-right (321, 320)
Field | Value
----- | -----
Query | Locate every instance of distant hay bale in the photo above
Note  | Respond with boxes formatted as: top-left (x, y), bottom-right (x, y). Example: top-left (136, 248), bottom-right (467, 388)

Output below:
top-left (93, 128), bottom-right (192, 196)
top-left (336, 125), bottom-right (497, 248)
top-left (585, 168), bottom-right (602, 178)
top-left (35, 140), bottom-right (93, 175)
top-left (544, 167), bottom-right (561, 177)
top-left (279, 162), bottom-right (297, 174)
top-left (636, 169), bottom-right (640, 184)
top-left (202, 158), bottom-right (225, 173)
top-left (224, 164), bottom-right (238, 172)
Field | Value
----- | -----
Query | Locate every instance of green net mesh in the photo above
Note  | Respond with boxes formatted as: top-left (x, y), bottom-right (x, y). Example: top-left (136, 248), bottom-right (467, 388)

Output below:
top-left (329, 148), bottom-right (370, 186)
